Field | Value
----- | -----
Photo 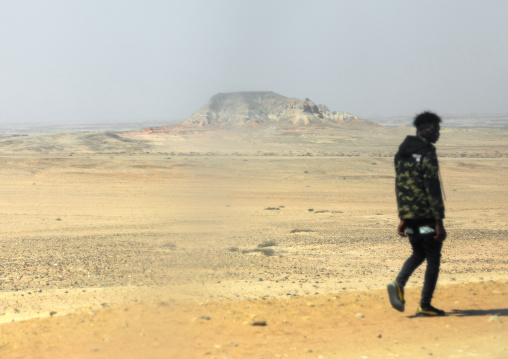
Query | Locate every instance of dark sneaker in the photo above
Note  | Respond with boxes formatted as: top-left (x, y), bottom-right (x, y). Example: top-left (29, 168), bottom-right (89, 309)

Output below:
top-left (416, 305), bottom-right (446, 317)
top-left (387, 281), bottom-right (405, 312)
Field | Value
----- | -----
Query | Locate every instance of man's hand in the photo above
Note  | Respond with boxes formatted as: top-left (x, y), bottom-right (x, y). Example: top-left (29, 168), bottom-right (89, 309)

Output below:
top-left (397, 219), bottom-right (407, 237)
top-left (434, 221), bottom-right (447, 242)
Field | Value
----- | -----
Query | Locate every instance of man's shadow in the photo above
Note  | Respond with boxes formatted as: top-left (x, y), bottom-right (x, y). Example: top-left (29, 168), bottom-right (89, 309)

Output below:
top-left (406, 308), bottom-right (508, 318)
top-left (449, 308), bottom-right (508, 317)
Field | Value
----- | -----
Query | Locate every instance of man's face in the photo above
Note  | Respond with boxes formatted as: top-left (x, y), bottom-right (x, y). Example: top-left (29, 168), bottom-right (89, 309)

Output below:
top-left (420, 123), bottom-right (440, 143)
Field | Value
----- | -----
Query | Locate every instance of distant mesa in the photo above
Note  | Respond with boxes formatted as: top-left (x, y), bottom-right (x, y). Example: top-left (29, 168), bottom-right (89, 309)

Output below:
top-left (181, 91), bottom-right (366, 128)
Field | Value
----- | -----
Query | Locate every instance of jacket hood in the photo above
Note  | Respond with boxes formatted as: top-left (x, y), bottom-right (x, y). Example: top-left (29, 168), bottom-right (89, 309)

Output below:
top-left (397, 135), bottom-right (434, 158)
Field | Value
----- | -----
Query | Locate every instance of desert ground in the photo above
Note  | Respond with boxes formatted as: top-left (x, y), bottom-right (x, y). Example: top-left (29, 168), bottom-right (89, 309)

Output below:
top-left (0, 123), bottom-right (506, 358)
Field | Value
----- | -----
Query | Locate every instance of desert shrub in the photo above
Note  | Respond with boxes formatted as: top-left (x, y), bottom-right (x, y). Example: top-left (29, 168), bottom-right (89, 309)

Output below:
top-left (161, 242), bottom-right (177, 250)
top-left (258, 240), bottom-right (277, 248)
top-left (290, 229), bottom-right (314, 233)
top-left (256, 248), bottom-right (275, 256)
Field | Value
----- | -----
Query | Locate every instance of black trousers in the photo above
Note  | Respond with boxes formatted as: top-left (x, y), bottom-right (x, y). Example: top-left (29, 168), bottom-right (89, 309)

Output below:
top-left (396, 229), bottom-right (443, 307)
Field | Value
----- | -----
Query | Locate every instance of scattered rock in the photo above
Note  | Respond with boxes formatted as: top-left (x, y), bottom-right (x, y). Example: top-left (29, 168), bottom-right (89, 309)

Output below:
top-left (290, 229), bottom-right (314, 233)
top-left (249, 320), bottom-right (267, 326)
top-left (489, 315), bottom-right (502, 323)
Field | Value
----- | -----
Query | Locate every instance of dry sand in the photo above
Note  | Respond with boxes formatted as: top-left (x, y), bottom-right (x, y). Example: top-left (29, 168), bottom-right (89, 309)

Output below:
top-left (0, 124), bottom-right (506, 358)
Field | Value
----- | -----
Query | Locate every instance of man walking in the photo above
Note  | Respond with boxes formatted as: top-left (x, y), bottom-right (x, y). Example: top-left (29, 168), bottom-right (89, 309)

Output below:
top-left (388, 111), bottom-right (447, 316)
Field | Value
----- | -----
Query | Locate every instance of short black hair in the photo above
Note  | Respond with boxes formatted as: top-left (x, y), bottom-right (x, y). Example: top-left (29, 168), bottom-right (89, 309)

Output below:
top-left (413, 111), bottom-right (442, 129)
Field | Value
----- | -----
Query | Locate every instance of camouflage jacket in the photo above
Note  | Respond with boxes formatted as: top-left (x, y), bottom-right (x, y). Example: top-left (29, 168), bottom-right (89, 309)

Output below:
top-left (394, 135), bottom-right (445, 220)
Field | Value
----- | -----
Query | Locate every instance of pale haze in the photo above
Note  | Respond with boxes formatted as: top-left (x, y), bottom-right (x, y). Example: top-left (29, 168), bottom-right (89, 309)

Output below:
top-left (1, 0), bottom-right (507, 125)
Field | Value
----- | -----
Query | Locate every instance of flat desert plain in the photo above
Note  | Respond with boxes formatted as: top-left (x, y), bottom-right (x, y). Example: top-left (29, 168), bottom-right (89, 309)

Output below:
top-left (0, 124), bottom-right (506, 358)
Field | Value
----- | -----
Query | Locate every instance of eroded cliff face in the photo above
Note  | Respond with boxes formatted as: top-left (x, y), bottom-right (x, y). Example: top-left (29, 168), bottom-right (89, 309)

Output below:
top-left (181, 91), bottom-right (363, 128)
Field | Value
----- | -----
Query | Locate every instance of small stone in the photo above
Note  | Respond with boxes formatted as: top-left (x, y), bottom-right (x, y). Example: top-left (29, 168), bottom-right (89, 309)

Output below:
top-left (200, 315), bottom-right (211, 320)
top-left (489, 315), bottom-right (502, 323)
top-left (356, 313), bottom-right (365, 319)
top-left (250, 320), bottom-right (267, 326)
top-left (49, 311), bottom-right (57, 316)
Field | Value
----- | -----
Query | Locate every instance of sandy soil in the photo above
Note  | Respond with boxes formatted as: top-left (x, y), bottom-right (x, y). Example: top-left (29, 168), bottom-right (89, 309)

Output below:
top-left (0, 124), bottom-right (506, 358)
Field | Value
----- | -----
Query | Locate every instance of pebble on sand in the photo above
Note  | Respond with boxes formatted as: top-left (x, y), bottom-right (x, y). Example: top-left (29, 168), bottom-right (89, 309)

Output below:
top-left (249, 320), bottom-right (267, 326)
top-left (488, 315), bottom-right (502, 323)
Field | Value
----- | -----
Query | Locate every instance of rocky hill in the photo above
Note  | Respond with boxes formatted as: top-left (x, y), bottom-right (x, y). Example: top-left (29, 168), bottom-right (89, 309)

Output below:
top-left (181, 92), bottom-right (365, 128)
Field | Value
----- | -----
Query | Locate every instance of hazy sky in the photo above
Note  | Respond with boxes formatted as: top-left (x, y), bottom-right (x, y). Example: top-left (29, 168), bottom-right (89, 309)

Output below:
top-left (1, 0), bottom-right (507, 125)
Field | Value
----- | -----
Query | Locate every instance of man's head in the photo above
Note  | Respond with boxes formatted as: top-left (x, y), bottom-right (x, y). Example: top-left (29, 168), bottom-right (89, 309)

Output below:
top-left (413, 111), bottom-right (441, 143)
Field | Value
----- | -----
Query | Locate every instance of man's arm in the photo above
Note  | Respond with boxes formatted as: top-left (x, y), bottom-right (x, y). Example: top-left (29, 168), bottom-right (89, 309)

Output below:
top-left (422, 151), bottom-right (445, 220)
top-left (422, 151), bottom-right (446, 241)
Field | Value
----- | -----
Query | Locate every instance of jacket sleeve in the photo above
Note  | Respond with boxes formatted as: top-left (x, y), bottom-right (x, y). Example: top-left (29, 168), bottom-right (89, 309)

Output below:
top-left (422, 151), bottom-right (445, 220)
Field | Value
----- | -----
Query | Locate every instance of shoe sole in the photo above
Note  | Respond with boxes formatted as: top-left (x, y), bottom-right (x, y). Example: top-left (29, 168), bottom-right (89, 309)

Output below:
top-left (415, 307), bottom-right (445, 317)
top-left (387, 282), bottom-right (405, 312)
